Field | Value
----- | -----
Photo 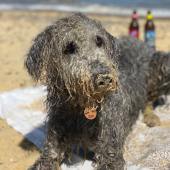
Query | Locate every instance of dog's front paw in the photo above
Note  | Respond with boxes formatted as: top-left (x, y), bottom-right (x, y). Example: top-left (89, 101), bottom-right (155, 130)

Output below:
top-left (143, 104), bottom-right (161, 127)
top-left (28, 159), bottom-right (60, 170)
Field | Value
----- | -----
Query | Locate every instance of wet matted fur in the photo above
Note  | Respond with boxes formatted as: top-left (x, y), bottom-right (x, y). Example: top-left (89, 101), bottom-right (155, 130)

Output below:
top-left (25, 13), bottom-right (170, 170)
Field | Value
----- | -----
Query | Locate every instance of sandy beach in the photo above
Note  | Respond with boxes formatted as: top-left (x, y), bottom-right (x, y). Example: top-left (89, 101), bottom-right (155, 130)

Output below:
top-left (0, 10), bottom-right (170, 170)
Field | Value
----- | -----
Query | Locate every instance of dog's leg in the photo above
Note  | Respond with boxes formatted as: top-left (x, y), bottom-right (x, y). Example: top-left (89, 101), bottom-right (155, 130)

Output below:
top-left (28, 131), bottom-right (64, 170)
top-left (93, 130), bottom-right (125, 170)
top-left (94, 145), bottom-right (125, 170)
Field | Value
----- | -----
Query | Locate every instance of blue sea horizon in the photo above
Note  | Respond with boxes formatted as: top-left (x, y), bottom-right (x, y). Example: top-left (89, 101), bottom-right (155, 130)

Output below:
top-left (1, 0), bottom-right (170, 18)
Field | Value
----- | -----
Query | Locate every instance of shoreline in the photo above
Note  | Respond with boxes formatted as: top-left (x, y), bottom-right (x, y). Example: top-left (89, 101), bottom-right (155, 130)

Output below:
top-left (1, 3), bottom-right (170, 19)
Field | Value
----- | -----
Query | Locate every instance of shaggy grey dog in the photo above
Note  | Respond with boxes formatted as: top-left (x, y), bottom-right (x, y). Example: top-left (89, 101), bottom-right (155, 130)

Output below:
top-left (25, 13), bottom-right (170, 170)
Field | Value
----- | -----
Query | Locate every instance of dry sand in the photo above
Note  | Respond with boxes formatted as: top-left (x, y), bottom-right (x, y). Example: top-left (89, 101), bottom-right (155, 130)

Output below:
top-left (0, 10), bottom-right (170, 170)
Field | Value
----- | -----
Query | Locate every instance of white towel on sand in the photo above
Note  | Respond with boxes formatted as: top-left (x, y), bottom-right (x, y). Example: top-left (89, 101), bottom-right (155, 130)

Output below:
top-left (0, 86), bottom-right (170, 170)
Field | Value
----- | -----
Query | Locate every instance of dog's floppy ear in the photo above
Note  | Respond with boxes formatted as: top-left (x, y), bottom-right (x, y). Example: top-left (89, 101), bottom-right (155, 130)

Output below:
top-left (25, 27), bottom-right (52, 81)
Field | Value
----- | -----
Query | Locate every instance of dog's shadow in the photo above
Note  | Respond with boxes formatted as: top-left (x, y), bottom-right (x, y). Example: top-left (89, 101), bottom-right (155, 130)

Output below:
top-left (19, 124), bottom-right (45, 152)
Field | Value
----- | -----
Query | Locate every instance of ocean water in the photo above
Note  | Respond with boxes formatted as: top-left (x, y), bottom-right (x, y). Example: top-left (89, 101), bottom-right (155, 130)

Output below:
top-left (80, 0), bottom-right (170, 9)
top-left (1, 0), bottom-right (170, 17)
top-left (2, 0), bottom-right (170, 9)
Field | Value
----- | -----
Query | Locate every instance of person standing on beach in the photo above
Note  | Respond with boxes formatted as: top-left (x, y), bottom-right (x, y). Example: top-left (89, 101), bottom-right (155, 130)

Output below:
top-left (144, 11), bottom-right (156, 49)
top-left (129, 10), bottom-right (139, 39)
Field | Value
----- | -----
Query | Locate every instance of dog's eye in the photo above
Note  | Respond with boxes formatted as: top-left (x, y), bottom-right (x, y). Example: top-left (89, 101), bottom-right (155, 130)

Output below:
top-left (64, 41), bottom-right (77, 55)
top-left (96, 36), bottom-right (104, 48)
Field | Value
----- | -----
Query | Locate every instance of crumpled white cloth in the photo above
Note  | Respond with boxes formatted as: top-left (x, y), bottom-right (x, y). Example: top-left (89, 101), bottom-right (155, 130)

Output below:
top-left (0, 86), bottom-right (170, 170)
top-left (0, 86), bottom-right (46, 148)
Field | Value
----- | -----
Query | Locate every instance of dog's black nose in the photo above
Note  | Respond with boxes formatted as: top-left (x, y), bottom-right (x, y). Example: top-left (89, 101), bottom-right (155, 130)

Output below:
top-left (95, 74), bottom-right (113, 89)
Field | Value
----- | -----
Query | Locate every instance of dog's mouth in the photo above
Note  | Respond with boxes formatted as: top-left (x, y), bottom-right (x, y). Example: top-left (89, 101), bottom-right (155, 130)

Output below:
top-left (92, 73), bottom-right (118, 96)
top-left (65, 71), bottom-right (118, 113)
top-left (82, 75), bottom-right (118, 120)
